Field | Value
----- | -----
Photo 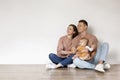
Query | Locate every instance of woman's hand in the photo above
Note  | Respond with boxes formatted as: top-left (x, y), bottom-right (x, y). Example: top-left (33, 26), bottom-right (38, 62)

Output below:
top-left (71, 47), bottom-right (77, 53)
top-left (72, 54), bottom-right (79, 60)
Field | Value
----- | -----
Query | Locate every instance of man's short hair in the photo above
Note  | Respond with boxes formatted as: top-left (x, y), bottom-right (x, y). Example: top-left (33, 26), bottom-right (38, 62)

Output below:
top-left (79, 20), bottom-right (88, 26)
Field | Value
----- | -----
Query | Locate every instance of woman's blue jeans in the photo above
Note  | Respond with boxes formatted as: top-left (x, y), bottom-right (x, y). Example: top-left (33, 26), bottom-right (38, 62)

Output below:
top-left (49, 53), bottom-right (74, 67)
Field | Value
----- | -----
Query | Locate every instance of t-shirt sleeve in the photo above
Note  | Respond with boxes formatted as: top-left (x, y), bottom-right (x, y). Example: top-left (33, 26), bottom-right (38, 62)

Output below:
top-left (57, 37), bottom-right (70, 56)
top-left (89, 36), bottom-right (98, 51)
top-left (57, 37), bottom-right (64, 55)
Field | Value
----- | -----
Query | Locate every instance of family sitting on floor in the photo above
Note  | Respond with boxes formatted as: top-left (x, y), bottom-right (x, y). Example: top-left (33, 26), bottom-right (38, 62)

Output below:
top-left (46, 19), bottom-right (110, 73)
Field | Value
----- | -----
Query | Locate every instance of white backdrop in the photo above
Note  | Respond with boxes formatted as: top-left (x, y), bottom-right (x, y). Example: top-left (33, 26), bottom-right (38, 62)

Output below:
top-left (0, 0), bottom-right (120, 64)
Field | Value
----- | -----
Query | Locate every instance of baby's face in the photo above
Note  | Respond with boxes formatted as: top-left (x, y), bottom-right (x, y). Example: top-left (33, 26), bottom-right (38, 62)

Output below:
top-left (79, 39), bottom-right (87, 46)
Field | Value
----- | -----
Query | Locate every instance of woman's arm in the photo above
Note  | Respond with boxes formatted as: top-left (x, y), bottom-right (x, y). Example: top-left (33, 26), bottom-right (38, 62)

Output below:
top-left (57, 37), bottom-right (71, 58)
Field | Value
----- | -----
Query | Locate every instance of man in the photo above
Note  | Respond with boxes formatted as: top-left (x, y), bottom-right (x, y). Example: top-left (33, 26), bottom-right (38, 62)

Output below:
top-left (71, 20), bottom-right (110, 72)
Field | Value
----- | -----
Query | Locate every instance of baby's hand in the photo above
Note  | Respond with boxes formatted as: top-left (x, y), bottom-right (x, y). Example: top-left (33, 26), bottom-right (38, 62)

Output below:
top-left (81, 48), bottom-right (88, 53)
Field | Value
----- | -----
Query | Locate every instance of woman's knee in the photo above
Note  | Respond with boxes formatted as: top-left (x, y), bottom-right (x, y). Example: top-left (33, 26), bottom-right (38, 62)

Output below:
top-left (49, 53), bottom-right (55, 60)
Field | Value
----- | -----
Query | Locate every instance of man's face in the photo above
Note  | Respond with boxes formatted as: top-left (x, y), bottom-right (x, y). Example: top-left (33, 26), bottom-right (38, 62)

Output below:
top-left (77, 22), bottom-right (87, 33)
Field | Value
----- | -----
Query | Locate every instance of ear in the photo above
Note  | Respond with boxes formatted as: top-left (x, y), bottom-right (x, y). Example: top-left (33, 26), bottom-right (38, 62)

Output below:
top-left (85, 25), bottom-right (87, 30)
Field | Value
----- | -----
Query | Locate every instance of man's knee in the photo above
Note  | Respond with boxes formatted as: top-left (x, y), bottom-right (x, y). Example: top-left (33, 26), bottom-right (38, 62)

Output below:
top-left (73, 58), bottom-right (85, 69)
top-left (101, 42), bottom-right (109, 49)
top-left (104, 42), bottom-right (109, 48)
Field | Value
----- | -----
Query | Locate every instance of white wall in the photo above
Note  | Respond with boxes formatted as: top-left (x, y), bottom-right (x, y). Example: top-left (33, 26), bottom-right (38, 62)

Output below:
top-left (0, 0), bottom-right (120, 64)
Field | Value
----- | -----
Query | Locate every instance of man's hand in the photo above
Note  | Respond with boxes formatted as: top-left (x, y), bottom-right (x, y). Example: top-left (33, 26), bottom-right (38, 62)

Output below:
top-left (85, 51), bottom-right (96, 61)
top-left (84, 56), bottom-right (92, 61)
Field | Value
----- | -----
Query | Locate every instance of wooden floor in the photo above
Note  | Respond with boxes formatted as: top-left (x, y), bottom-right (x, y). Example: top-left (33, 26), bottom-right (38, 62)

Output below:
top-left (0, 64), bottom-right (119, 80)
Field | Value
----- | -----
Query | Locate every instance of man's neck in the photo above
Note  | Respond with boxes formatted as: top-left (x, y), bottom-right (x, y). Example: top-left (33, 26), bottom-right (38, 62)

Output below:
top-left (80, 31), bottom-right (87, 37)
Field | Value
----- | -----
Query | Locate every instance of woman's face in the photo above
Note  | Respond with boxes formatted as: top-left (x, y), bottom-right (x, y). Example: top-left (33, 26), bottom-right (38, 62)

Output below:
top-left (67, 26), bottom-right (75, 35)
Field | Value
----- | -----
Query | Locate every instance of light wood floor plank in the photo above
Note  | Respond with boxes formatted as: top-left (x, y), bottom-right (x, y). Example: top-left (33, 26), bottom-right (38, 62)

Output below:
top-left (0, 64), bottom-right (119, 80)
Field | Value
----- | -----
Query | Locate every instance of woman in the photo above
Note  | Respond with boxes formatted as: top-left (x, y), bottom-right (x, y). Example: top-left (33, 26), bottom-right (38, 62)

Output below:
top-left (46, 24), bottom-right (78, 69)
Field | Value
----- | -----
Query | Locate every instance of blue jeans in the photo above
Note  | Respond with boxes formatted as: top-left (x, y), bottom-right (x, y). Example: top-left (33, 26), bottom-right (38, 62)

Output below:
top-left (73, 42), bottom-right (109, 69)
top-left (49, 53), bottom-right (74, 67)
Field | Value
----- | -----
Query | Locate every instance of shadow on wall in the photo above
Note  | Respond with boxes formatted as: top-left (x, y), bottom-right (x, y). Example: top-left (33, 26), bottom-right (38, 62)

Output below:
top-left (107, 50), bottom-right (120, 64)
top-left (87, 26), bottom-right (94, 34)
top-left (87, 26), bottom-right (118, 64)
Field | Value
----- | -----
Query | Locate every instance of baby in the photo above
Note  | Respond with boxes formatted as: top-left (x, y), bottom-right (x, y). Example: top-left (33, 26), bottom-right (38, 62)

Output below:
top-left (72, 38), bottom-right (94, 60)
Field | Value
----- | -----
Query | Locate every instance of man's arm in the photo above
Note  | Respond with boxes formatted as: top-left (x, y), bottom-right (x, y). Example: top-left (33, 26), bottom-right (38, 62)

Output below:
top-left (85, 36), bottom-right (98, 60)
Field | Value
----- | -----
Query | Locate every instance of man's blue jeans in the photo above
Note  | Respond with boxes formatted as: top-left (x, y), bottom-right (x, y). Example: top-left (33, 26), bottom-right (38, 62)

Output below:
top-left (49, 53), bottom-right (74, 67)
top-left (73, 42), bottom-right (109, 69)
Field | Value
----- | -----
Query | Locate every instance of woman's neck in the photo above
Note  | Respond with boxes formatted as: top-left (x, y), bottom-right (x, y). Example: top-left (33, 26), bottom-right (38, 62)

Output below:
top-left (67, 35), bottom-right (72, 39)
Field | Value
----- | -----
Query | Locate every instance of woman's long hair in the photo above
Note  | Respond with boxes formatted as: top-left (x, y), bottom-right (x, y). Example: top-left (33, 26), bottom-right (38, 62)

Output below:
top-left (69, 24), bottom-right (79, 39)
